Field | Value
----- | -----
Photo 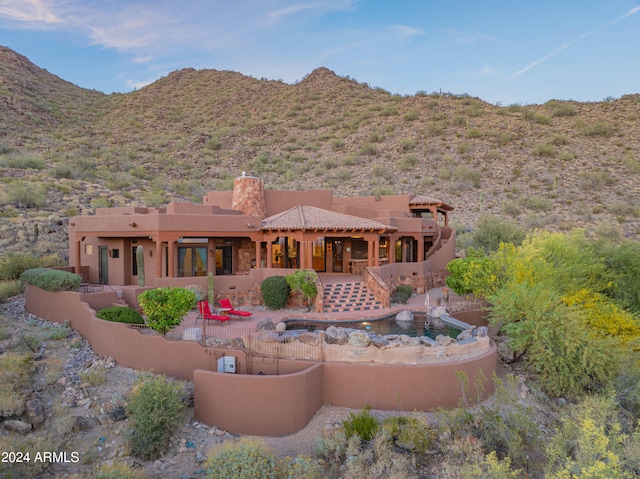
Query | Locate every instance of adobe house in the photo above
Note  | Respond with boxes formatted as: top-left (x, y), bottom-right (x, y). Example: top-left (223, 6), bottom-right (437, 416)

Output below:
top-left (69, 174), bottom-right (454, 306)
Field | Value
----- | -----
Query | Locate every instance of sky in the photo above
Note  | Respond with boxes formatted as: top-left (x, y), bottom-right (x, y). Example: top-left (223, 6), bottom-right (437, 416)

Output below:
top-left (0, 0), bottom-right (639, 105)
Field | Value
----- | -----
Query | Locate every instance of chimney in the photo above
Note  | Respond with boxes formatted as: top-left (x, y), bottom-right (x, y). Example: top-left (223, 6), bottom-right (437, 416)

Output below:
top-left (231, 173), bottom-right (266, 218)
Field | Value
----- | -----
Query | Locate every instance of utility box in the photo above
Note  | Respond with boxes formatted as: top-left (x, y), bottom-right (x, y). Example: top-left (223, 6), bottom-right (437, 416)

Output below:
top-left (217, 356), bottom-right (236, 373)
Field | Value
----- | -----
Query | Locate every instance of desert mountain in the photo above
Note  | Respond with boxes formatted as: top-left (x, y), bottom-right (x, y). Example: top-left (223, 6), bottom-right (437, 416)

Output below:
top-left (1, 46), bottom-right (639, 260)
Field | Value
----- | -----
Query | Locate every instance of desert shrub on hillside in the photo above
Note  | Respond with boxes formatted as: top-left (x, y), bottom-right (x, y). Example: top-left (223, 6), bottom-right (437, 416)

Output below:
top-left (545, 394), bottom-right (638, 478)
top-left (470, 215), bottom-right (527, 253)
top-left (0, 353), bottom-right (34, 417)
top-left (127, 375), bottom-right (185, 460)
top-left (0, 280), bottom-right (22, 302)
top-left (205, 438), bottom-right (277, 479)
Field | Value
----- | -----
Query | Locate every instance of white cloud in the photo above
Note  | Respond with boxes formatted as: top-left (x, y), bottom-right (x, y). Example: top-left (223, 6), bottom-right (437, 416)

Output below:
top-left (0, 0), bottom-right (64, 25)
top-left (392, 24), bottom-right (423, 37)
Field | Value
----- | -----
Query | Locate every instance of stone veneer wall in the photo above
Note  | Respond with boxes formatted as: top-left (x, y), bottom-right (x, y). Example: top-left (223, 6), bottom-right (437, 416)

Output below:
top-left (231, 175), bottom-right (266, 217)
top-left (237, 238), bottom-right (255, 272)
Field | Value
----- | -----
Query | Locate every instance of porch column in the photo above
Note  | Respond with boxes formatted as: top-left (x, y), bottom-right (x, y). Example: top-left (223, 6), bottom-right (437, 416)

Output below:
top-left (266, 241), bottom-right (273, 268)
top-left (388, 235), bottom-right (396, 264)
top-left (155, 241), bottom-right (162, 278)
top-left (432, 208), bottom-right (437, 223)
top-left (74, 240), bottom-right (82, 279)
top-left (367, 239), bottom-right (374, 268)
top-left (373, 238), bottom-right (380, 267)
top-left (444, 212), bottom-right (449, 226)
top-left (417, 236), bottom-right (425, 262)
top-left (306, 241), bottom-right (313, 270)
top-left (168, 241), bottom-right (176, 277)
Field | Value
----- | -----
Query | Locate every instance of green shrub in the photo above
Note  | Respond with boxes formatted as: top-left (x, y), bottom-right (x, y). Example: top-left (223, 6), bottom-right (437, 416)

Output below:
top-left (283, 455), bottom-right (324, 479)
top-left (46, 323), bottom-right (71, 340)
top-left (0, 280), bottom-right (22, 302)
top-left (79, 367), bottom-right (107, 386)
top-left (0, 253), bottom-right (61, 280)
top-left (285, 270), bottom-right (318, 306)
top-left (138, 287), bottom-right (195, 334)
top-left (19, 268), bottom-right (81, 292)
top-left (127, 375), bottom-right (185, 460)
top-left (0, 353), bottom-right (33, 418)
top-left (97, 306), bottom-right (145, 324)
top-left (260, 276), bottom-right (290, 309)
top-left (380, 416), bottom-right (435, 453)
top-left (392, 285), bottom-right (413, 303)
top-left (205, 438), bottom-right (277, 479)
top-left (531, 142), bottom-right (556, 157)
top-left (391, 292), bottom-right (410, 303)
top-left (471, 215), bottom-right (527, 252)
top-left (343, 406), bottom-right (379, 442)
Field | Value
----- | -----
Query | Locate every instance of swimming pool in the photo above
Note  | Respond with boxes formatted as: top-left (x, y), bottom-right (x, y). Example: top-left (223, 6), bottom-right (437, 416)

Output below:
top-left (284, 312), bottom-right (461, 339)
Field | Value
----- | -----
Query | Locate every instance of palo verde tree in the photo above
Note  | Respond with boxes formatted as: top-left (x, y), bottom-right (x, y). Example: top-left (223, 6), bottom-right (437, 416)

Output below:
top-left (138, 287), bottom-right (196, 334)
top-left (451, 229), bottom-right (640, 397)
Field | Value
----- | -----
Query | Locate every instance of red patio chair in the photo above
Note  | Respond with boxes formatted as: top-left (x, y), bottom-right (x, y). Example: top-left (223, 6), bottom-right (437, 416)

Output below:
top-left (197, 301), bottom-right (230, 324)
top-left (219, 298), bottom-right (252, 317)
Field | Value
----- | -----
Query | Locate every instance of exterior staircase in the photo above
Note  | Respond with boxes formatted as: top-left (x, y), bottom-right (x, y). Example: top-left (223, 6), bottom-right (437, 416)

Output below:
top-left (322, 280), bottom-right (382, 313)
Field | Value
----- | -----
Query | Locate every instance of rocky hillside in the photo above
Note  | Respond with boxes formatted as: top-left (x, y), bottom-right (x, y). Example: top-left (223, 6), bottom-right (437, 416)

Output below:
top-left (1, 46), bottom-right (639, 260)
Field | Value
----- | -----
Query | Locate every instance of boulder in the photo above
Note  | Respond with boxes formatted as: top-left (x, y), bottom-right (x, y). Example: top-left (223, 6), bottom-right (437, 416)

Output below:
top-left (324, 326), bottom-right (349, 345)
top-left (348, 331), bottom-right (371, 348)
top-left (275, 321), bottom-right (287, 332)
top-left (435, 335), bottom-right (452, 346)
top-left (25, 395), bottom-right (45, 427)
top-left (108, 405), bottom-right (126, 422)
top-left (396, 310), bottom-right (414, 322)
top-left (370, 335), bottom-right (390, 348)
top-left (456, 328), bottom-right (474, 341)
top-left (474, 326), bottom-right (489, 338)
top-left (298, 332), bottom-right (319, 345)
top-left (419, 336), bottom-right (438, 347)
top-left (255, 318), bottom-right (275, 331)
top-left (3, 419), bottom-right (32, 434)
top-left (73, 416), bottom-right (98, 431)
top-left (275, 332), bottom-right (295, 343)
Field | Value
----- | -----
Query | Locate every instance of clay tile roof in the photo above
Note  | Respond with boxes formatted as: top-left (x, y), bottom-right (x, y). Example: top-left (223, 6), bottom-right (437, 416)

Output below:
top-left (260, 206), bottom-right (398, 233)
top-left (409, 195), bottom-right (454, 212)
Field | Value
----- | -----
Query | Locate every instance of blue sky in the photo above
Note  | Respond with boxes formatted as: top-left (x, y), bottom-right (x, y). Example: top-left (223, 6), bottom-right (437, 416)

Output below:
top-left (1, 0), bottom-right (639, 105)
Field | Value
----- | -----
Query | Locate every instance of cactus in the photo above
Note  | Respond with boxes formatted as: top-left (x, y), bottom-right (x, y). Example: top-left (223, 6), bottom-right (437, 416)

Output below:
top-left (208, 272), bottom-right (214, 303)
top-left (136, 245), bottom-right (145, 287)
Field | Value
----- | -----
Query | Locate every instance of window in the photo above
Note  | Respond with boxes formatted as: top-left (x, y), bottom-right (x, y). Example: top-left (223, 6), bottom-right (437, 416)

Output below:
top-left (84, 244), bottom-right (93, 255)
top-left (111, 249), bottom-right (120, 259)
top-left (178, 246), bottom-right (208, 277)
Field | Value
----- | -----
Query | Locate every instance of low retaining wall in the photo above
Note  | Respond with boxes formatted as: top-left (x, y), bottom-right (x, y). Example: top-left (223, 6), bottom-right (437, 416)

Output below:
top-left (24, 284), bottom-right (497, 436)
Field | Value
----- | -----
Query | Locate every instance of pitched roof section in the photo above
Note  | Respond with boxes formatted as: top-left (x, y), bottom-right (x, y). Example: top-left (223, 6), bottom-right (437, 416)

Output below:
top-left (409, 195), bottom-right (454, 212)
top-left (260, 206), bottom-right (398, 233)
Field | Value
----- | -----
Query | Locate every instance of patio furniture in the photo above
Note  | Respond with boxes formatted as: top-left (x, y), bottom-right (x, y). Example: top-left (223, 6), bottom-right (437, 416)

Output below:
top-left (219, 298), bottom-right (252, 317)
top-left (197, 301), bottom-right (230, 324)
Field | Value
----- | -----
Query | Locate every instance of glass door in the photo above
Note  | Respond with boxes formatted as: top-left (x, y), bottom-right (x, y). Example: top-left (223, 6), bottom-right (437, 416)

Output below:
top-left (98, 246), bottom-right (108, 285)
top-left (331, 239), bottom-right (343, 273)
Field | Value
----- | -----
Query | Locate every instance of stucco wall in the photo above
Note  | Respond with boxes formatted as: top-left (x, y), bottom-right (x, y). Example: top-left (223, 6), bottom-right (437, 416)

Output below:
top-left (194, 362), bottom-right (324, 436)
top-left (24, 284), bottom-right (497, 436)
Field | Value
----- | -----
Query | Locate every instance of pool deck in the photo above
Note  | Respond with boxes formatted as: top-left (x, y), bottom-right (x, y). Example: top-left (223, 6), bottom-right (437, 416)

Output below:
top-left (181, 286), bottom-right (473, 330)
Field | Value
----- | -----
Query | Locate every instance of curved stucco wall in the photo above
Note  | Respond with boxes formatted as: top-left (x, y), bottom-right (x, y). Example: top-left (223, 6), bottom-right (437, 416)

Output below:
top-left (24, 284), bottom-right (497, 436)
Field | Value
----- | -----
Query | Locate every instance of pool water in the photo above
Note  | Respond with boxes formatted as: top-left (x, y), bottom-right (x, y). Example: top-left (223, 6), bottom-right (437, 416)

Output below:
top-left (285, 313), bottom-right (461, 339)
